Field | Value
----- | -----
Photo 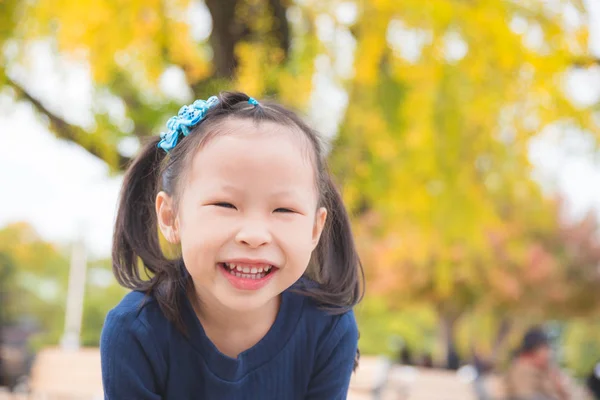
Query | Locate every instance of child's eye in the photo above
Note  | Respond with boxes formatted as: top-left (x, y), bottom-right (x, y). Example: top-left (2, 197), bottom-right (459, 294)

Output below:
top-left (213, 202), bottom-right (237, 209)
top-left (274, 208), bottom-right (295, 213)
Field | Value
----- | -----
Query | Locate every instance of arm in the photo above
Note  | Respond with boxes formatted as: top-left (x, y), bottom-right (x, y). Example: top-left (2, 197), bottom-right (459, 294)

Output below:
top-left (100, 310), bottom-right (165, 399)
top-left (305, 312), bottom-right (359, 400)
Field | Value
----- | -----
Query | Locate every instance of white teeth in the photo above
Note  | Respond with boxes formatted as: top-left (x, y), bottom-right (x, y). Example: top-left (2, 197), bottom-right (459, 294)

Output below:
top-left (230, 271), bottom-right (266, 279)
top-left (223, 263), bottom-right (274, 278)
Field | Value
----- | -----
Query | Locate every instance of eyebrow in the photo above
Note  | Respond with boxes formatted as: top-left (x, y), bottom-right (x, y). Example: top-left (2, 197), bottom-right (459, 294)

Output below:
top-left (217, 184), bottom-right (306, 198)
top-left (217, 184), bottom-right (243, 194)
top-left (270, 188), bottom-right (306, 197)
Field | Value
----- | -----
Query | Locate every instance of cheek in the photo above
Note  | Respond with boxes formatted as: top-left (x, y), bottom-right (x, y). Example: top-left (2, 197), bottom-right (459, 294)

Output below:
top-left (177, 208), bottom-right (227, 264)
top-left (276, 214), bottom-right (313, 236)
top-left (275, 217), bottom-right (317, 256)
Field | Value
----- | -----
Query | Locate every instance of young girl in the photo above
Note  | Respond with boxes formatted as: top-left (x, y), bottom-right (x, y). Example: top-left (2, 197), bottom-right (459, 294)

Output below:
top-left (101, 91), bottom-right (364, 399)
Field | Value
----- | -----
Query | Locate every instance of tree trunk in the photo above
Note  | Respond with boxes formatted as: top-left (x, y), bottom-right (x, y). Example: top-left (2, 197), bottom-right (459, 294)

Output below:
top-left (267, 0), bottom-right (290, 59)
top-left (491, 317), bottom-right (512, 361)
top-left (440, 312), bottom-right (461, 370)
top-left (205, 0), bottom-right (241, 78)
top-left (204, 0), bottom-right (290, 79)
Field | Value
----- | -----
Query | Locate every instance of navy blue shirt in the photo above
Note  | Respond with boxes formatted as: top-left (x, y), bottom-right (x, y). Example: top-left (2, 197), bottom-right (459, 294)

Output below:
top-left (100, 283), bottom-right (358, 399)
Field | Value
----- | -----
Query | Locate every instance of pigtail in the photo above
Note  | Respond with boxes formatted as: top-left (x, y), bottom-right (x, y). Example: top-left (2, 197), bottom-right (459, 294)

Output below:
top-left (112, 137), bottom-right (188, 331)
top-left (300, 172), bottom-right (364, 371)
top-left (303, 172), bottom-right (364, 311)
top-left (321, 174), bottom-right (364, 371)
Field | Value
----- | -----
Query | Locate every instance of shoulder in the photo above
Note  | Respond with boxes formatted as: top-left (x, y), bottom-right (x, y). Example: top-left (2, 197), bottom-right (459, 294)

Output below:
top-left (101, 291), bottom-right (168, 350)
top-left (289, 284), bottom-right (358, 377)
top-left (103, 291), bottom-right (159, 327)
top-left (101, 291), bottom-right (169, 396)
top-left (302, 296), bottom-right (357, 336)
top-left (108, 290), bottom-right (153, 317)
top-left (289, 278), bottom-right (358, 348)
top-left (311, 307), bottom-right (358, 352)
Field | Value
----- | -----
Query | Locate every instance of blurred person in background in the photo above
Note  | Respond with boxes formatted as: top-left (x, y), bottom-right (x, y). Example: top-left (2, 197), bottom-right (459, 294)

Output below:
top-left (421, 353), bottom-right (434, 368)
top-left (397, 346), bottom-right (413, 366)
top-left (587, 361), bottom-right (600, 399)
top-left (447, 347), bottom-right (461, 370)
top-left (0, 331), bottom-right (4, 389)
top-left (505, 327), bottom-right (569, 400)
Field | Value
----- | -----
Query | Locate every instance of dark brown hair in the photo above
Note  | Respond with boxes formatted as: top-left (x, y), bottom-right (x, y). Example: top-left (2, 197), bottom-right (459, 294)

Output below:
top-left (112, 91), bottom-right (364, 367)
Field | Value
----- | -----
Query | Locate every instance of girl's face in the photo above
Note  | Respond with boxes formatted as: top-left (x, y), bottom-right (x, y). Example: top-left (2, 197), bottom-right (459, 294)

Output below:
top-left (158, 119), bottom-right (326, 312)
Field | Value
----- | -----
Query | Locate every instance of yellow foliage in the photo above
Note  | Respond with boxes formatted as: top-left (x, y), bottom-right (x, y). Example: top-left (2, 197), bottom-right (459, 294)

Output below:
top-left (4, 0), bottom-right (598, 318)
top-left (330, 0), bottom-right (597, 313)
top-left (23, 0), bottom-right (208, 85)
top-left (235, 42), bottom-right (268, 96)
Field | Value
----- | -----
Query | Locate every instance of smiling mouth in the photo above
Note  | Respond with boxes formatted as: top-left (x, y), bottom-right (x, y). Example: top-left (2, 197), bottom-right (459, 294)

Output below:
top-left (218, 262), bottom-right (276, 280)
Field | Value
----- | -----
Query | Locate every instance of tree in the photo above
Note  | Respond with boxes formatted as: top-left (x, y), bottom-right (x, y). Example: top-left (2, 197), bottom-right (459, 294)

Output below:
top-left (0, 223), bottom-right (71, 346)
top-left (327, 0), bottom-right (599, 361)
top-left (2, 0), bottom-right (598, 169)
top-left (1, 0), bottom-right (315, 170)
top-left (0, 223), bottom-right (126, 349)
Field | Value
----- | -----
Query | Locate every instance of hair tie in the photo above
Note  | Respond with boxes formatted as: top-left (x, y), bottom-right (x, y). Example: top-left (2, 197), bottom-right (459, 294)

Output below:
top-left (157, 96), bottom-right (219, 152)
top-left (157, 95), bottom-right (259, 152)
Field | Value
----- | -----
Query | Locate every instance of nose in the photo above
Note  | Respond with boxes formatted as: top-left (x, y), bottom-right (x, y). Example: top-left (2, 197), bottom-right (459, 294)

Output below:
top-left (235, 218), bottom-right (272, 248)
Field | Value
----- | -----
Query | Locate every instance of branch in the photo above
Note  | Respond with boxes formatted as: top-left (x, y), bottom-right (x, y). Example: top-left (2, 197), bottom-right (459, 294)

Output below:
top-left (107, 71), bottom-right (161, 140)
top-left (3, 0), bottom-right (294, 170)
top-left (572, 56), bottom-right (600, 68)
top-left (6, 76), bottom-right (131, 170)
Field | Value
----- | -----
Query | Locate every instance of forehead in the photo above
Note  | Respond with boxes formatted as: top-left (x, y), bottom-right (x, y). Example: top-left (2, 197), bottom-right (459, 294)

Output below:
top-left (188, 118), bottom-right (317, 191)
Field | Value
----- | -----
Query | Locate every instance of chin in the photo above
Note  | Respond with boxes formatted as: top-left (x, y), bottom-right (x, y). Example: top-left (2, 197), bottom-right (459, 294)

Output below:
top-left (214, 286), bottom-right (278, 311)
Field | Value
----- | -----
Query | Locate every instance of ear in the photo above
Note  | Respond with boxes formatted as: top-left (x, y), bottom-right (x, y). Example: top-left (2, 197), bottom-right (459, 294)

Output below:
top-left (311, 207), bottom-right (327, 248)
top-left (156, 191), bottom-right (180, 244)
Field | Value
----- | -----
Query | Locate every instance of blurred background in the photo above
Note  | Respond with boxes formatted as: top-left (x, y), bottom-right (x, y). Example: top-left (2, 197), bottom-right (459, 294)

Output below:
top-left (1, 0), bottom-right (600, 398)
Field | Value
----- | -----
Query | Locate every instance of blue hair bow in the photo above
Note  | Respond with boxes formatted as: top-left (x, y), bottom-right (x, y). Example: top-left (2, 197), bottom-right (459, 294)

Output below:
top-left (158, 96), bottom-right (220, 152)
top-left (158, 95), bottom-right (259, 152)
